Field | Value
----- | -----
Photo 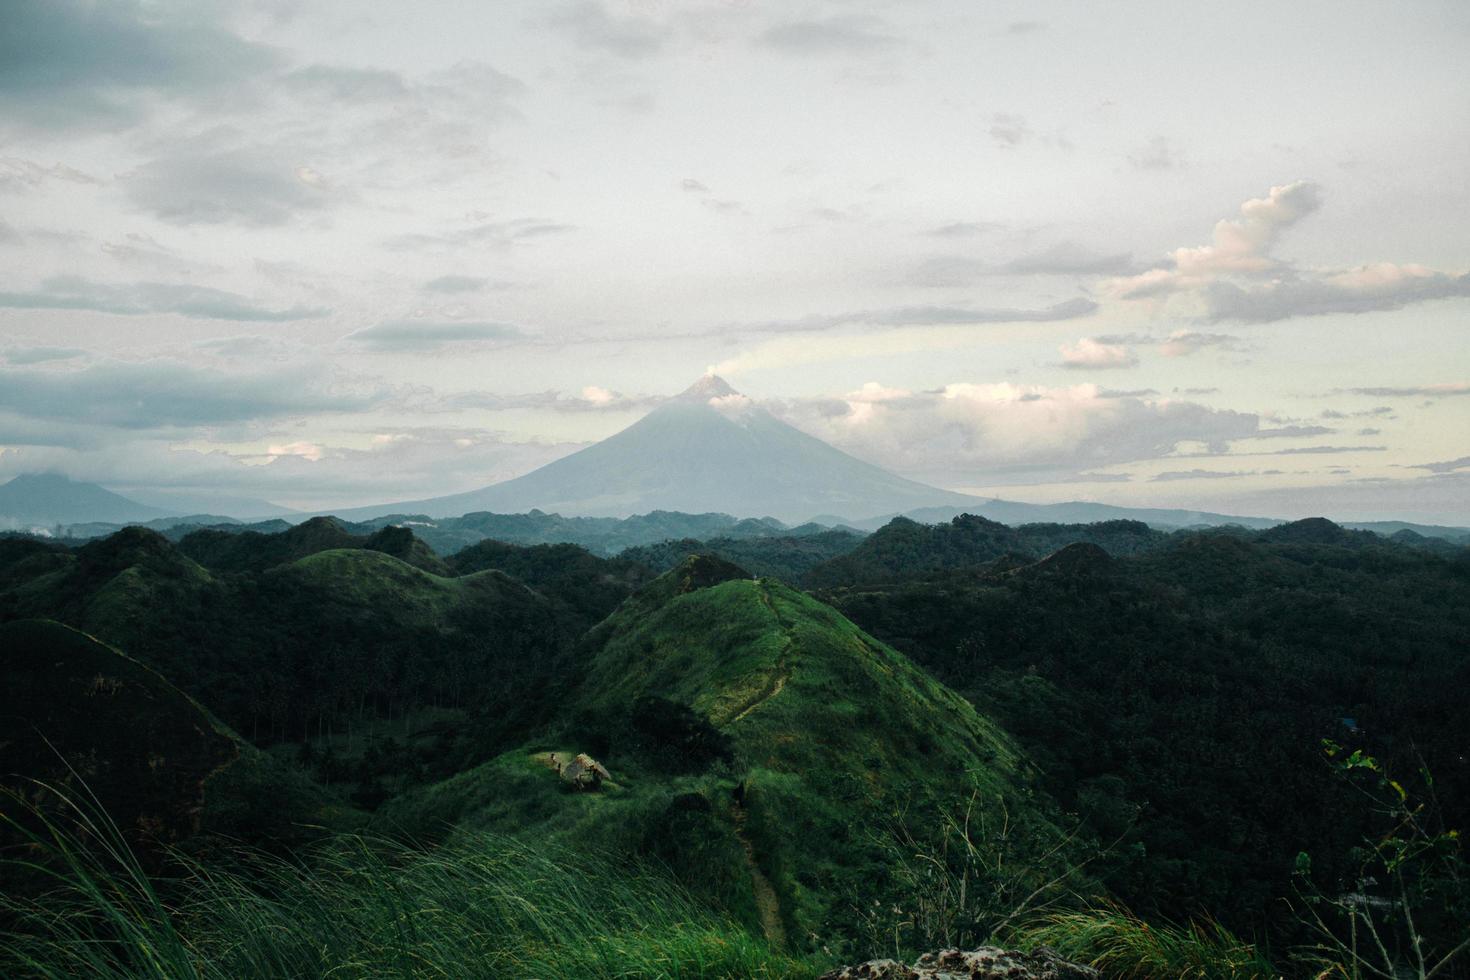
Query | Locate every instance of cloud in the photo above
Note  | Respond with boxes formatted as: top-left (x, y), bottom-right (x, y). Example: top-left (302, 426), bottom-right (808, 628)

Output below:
top-left (0, 360), bottom-right (387, 433)
top-left (281, 64), bottom-right (411, 103)
top-left (0, 275), bottom-right (326, 321)
top-left (1059, 337), bottom-right (1137, 370)
top-left (276, 61), bottom-right (526, 185)
top-left (1006, 21), bottom-right (1046, 35)
top-left (1321, 405), bottom-right (1395, 419)
top-left (1250, 425), bottom-right (1334, 439)
top-left (0, 0), bottom-right (278, 129)
top-left (433, 386), bottom-right (661, 414)
top-left (757, 16), bottom-right (905, 56)
top-left (1004, 241), bottom-right (1139, 276)
top-left (1202, 266), bottom-right (1470, 322)
top-left (1409, 455), bottom-right (1470, 474)
top-left (0, 427), bottom-right (584, 512)
top-left (910, 243), bottom-right (1136, 283)
top-left (1120, 181), bottom-right (1321, 297)
top-left (99, 232), bottom-right (215, 276)
top-left (921, 221), bottom-right (1002, 238)
top-left (702, 198), bottom-right (748, 216)
top-left (988, 113), bottom-right (1031, 148)
top-left (422, 275), bottom-right (492, 294)
top-left (3, 346), bottom-right (87, 365)
top-left (193, 335), bottom-right (283, 359)
top-left (1113, 181), bottom-right (1470, 323)
top-left (1219, 470), bottom-right (1470, 525)
top-left (738, 298), bottom-right (1098, 335)
top-left (543, 1), bottom-right (667, 59)
top-left (1151, 469), bottom-right (1255, 482)
top-left (124, 138), bottom-right (334, 227)
top-left (907, 255), bottom-right (988, 287)
top-left (1128, 136), bottom-right (1184, 171)
top-left (0, 156), bottom-right (101, 191)
top-left (346, 320), bottom-right (524, 352)
top-left (1266, 445), bottom-right (1387, 455)
top-left (384, 219), bottom-right (575, 252)
top-left (1338, 383), bottom-right (1470, 398)
top-left (770, 382), bottom-right (1261, 484)
top-left (1159, 330), bottom-right (1244, 357)
top-left (679, 178), bottom-right (710, 193)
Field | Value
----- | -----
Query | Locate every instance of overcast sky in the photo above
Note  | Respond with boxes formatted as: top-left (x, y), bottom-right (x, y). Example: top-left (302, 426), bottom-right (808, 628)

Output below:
top-left (1, 0), bottom-right (1467, 521)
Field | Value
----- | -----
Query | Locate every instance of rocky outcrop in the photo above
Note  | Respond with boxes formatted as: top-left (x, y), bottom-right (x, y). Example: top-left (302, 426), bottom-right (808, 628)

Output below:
top-left (818, 946), bottom-right (1099, 980)
top-left (541, 751), bottom-right (612, 791)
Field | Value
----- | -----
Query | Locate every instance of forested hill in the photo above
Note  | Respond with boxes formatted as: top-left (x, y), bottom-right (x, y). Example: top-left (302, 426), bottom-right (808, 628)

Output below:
top-left (1, 513), bottom-right (1466, 973)
top-left (802, 514), bottom-right (1167, 587)
top-left (814, 518), bottom-right (1470, 940)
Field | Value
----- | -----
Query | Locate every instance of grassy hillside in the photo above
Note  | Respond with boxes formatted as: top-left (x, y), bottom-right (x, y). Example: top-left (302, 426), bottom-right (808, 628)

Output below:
top-left (380, 557), bottom-right (1087, 958)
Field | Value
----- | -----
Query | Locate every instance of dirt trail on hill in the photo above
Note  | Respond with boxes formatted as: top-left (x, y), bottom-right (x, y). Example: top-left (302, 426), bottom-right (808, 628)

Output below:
top-left (724, 582), bottom-right (792, 726)
top-left (732, 803), bottom-right (786, 951)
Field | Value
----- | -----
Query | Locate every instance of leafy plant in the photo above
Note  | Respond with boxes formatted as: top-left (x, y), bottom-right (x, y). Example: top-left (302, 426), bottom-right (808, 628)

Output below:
top-left (1289, 743), bottom-right (1468, 980)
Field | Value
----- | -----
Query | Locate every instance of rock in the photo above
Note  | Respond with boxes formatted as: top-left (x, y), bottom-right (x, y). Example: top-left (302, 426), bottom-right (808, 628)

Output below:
top-left (557, 752), bottom-right (612, 791)
top-left (819, 946), bottom-right (1099, 980)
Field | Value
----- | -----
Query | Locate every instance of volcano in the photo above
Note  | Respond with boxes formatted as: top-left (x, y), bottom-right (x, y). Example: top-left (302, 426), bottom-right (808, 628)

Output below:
top-left (341, 375), bottom-right (978, 523)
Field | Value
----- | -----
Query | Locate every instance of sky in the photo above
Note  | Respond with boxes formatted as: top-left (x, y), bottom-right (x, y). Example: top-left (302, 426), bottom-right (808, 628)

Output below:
top-left (1, 0), bottom-right (1467, 522)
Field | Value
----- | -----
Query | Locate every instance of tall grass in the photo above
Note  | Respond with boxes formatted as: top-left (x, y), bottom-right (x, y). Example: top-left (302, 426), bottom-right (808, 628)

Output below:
top-left (1009, 904), bottom-right (1282, 979)
top-left (0, 789), bottom-right (818, 979)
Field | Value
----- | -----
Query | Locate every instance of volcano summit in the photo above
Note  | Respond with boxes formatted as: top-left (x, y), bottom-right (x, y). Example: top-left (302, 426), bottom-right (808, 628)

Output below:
top-left (342, 376), bottom-right (978, 523)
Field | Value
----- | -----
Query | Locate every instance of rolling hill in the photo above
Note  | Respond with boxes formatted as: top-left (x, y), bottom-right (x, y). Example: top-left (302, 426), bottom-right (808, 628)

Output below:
top-left (377, 555), bottom-right (1084, 951)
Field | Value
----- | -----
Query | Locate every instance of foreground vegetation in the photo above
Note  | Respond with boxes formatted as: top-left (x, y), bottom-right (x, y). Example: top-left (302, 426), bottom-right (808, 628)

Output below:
top-left (0, 795), bottom-right (816, 980)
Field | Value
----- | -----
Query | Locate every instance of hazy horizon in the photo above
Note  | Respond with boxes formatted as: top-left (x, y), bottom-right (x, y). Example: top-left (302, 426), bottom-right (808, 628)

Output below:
top-left (2, 1), bottom-right (1467, 523)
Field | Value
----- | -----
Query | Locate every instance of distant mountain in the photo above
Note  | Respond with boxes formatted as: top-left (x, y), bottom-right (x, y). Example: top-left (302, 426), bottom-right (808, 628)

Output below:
top-left (0, 473), bottom-right (171, 528)
top-left (852, 500), bottom-right (1286, 532)
top-left (333, 375), bottom-right (980, 524)
top-left (119, 488), bottom-right (297, 519)
top-left (1342, 520), bottom-right (1470, 543)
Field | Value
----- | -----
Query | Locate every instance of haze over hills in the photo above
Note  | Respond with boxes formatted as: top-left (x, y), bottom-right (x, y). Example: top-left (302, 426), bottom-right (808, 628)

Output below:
top-left (331, 375), bottom-right (982, 524)
top-left (4, 381), bottom-right (1466, 545)
top-left (0, 473), bottom-right (173, 528)
top-left (0, 473), bottom-right (293, 532)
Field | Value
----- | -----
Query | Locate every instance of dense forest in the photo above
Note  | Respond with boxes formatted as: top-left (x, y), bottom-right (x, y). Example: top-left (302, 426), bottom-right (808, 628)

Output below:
top-left (1, 513), bottom-right (1466, 978)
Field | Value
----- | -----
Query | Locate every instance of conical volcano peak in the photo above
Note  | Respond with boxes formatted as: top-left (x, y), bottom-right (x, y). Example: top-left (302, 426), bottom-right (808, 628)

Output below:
top-left (675, 373), bottom-right (739, 402)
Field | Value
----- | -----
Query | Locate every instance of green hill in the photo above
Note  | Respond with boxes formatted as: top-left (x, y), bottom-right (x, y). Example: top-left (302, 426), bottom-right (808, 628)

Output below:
top-left (447, 538), bottom-right (656, 632)
top-left (0, 530), bottom-right (570, 772)
top-left (176, 516), bottom-right (448, 575)
top-left (378, 556), bottom-right (1082, 954)
top-left (0, 620), bottom-right (354, 866)
top-left (618, 528), bottom-right (865, 581)
top-left (803, 514), bottom-right (1164, 588)
top-left (816, 521), bottom-right (1470, 940)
